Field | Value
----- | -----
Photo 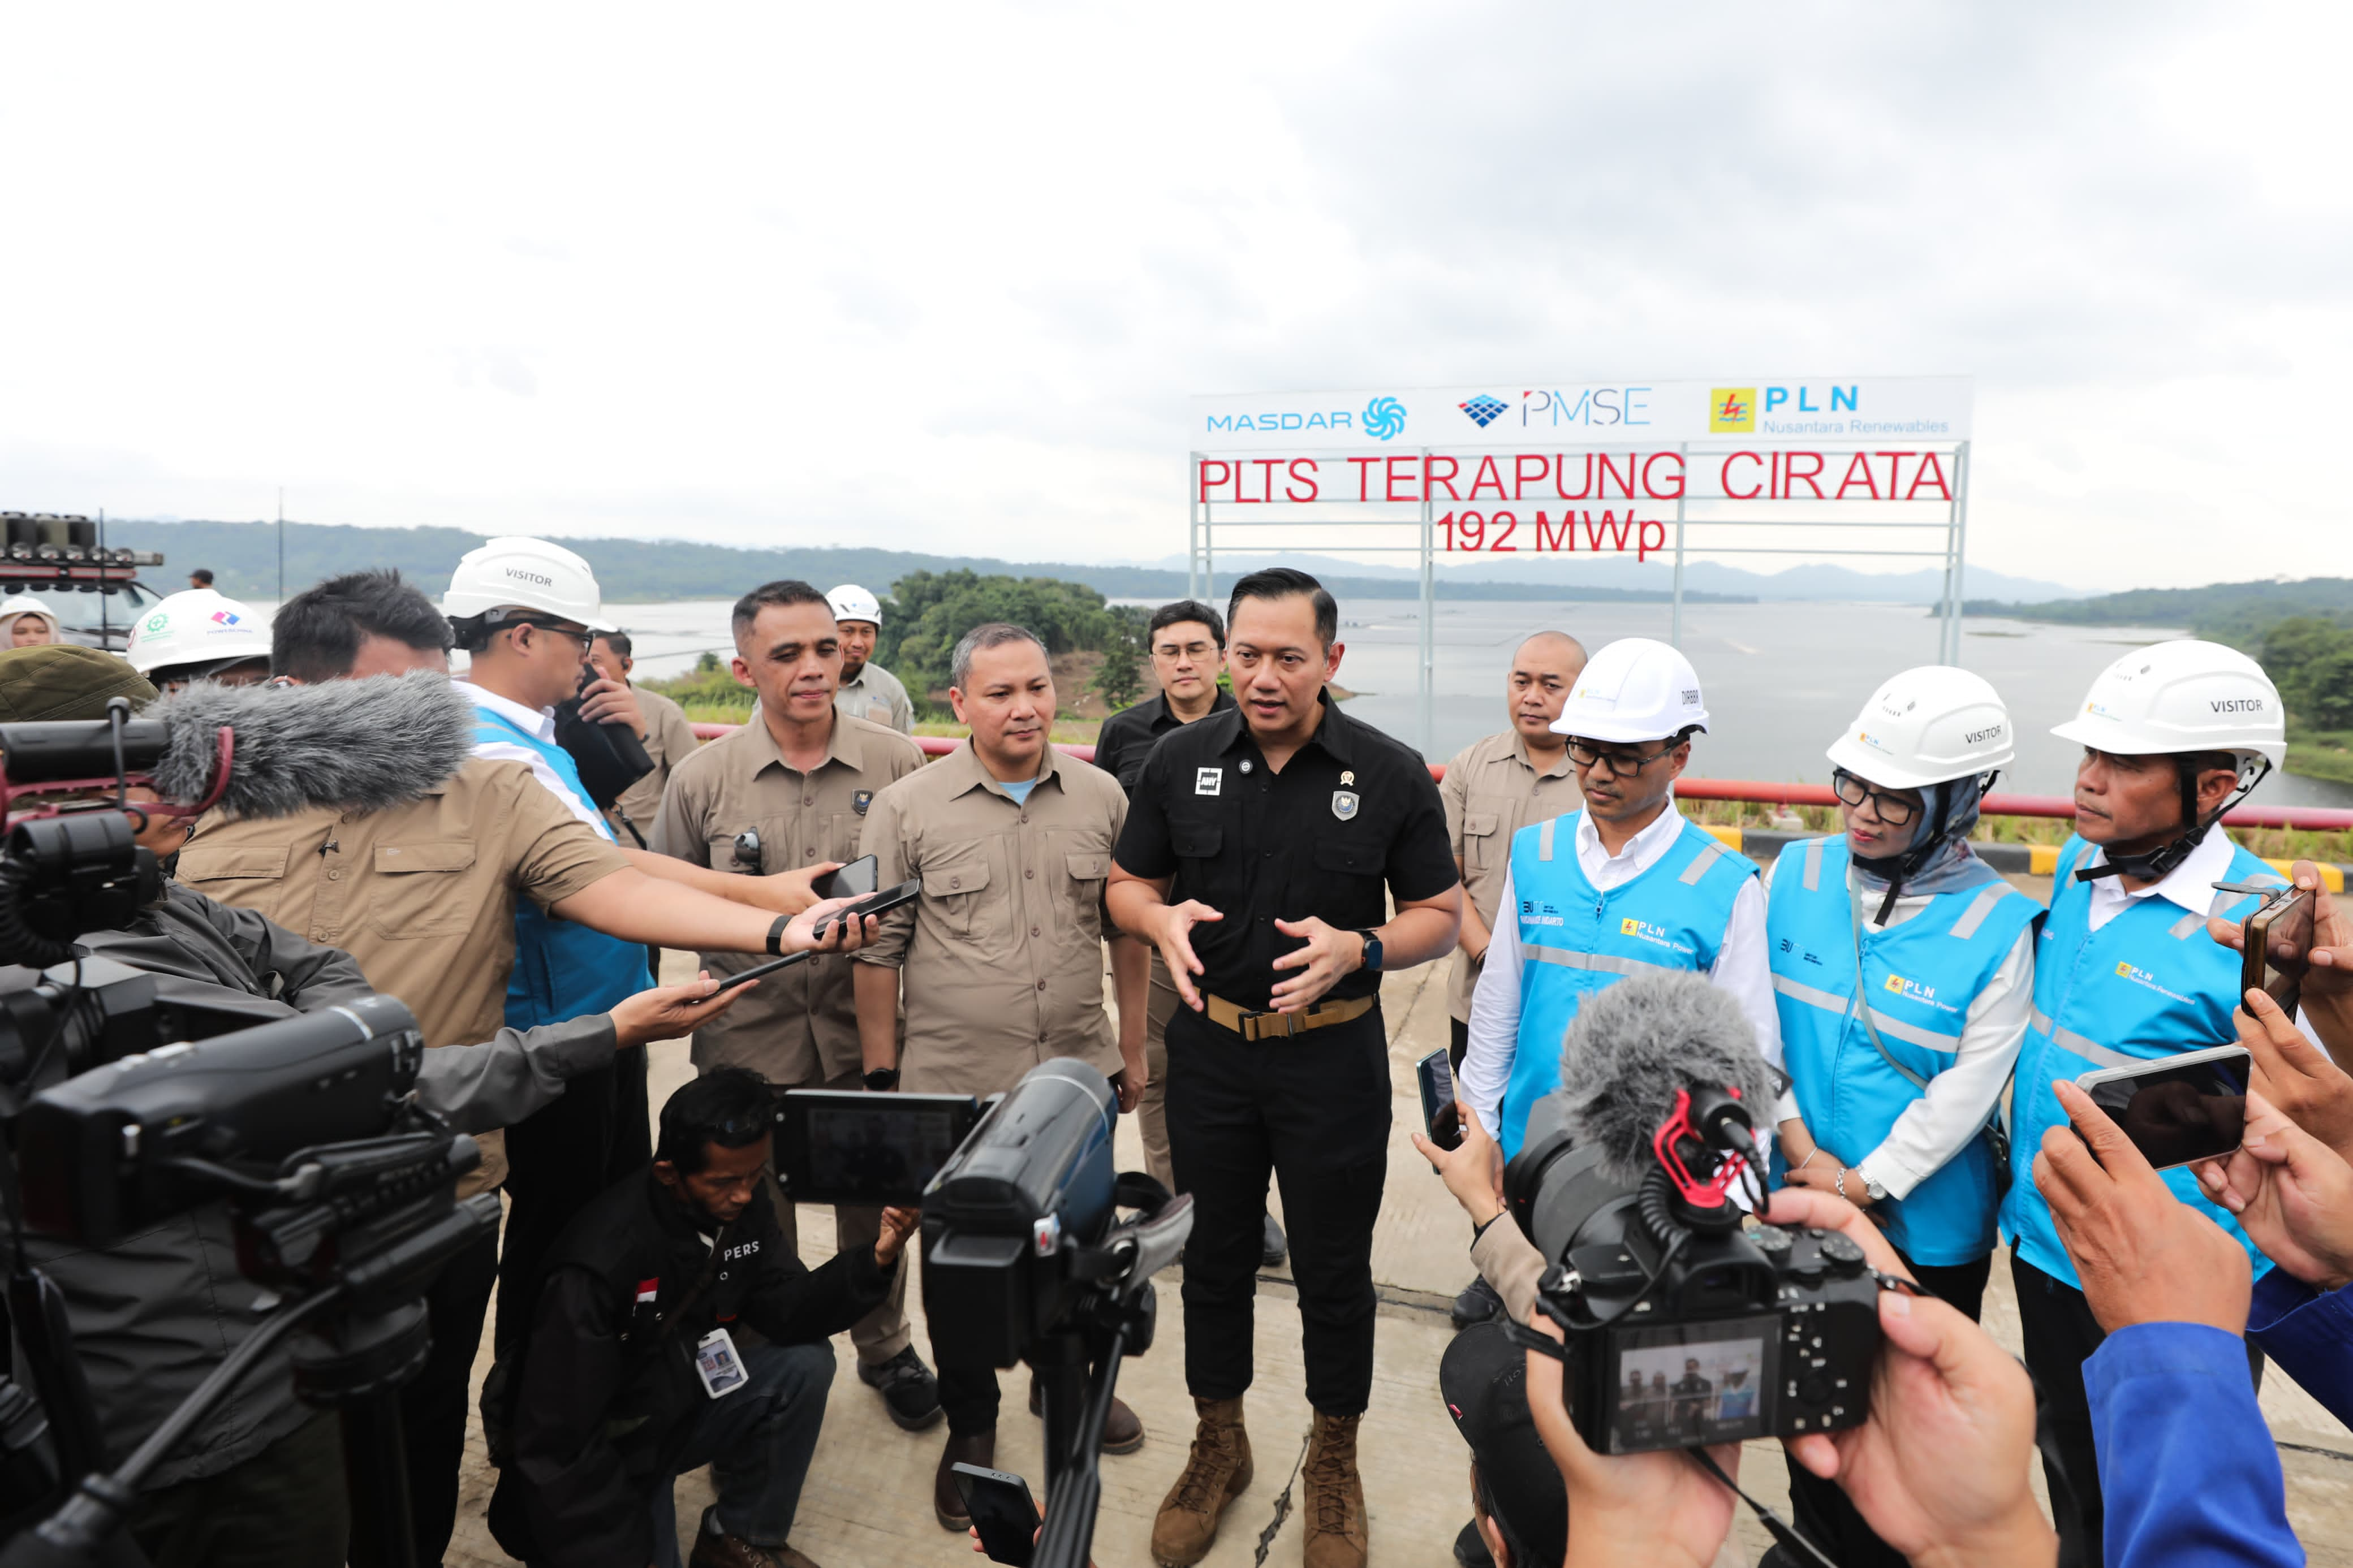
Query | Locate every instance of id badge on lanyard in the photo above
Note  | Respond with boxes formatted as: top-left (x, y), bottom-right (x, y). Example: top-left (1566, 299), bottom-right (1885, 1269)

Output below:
top-left (694, 1327), bottom-right (748, 1399)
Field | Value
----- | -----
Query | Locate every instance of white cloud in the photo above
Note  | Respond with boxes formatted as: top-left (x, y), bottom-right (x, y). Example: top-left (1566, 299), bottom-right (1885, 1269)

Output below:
top-left (0, 0), bottom-right (2344, 590)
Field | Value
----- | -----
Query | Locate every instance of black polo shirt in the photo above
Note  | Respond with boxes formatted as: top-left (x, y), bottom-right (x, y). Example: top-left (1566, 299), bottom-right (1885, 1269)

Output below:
top-left (1114, 691), bottom-right (1457, 1012)
top-left (1093, 687), bottom-right (1238, 796)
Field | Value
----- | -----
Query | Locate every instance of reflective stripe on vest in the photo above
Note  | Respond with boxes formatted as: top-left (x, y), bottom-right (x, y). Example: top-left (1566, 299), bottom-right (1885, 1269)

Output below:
top-left (1764, 835), bottom-right (2040, 1267)
top-left (1497, 811), bottom-right (1757, 1159)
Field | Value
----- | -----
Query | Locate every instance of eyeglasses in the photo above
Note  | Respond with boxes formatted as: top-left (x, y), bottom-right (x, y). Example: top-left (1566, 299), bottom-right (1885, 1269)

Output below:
top-left (1565, 738), bottom-right (1679, 775)
top-left (514, 620), bottom-right (593, 651)
top-left (1830, 769), bottom-right (1920, 826)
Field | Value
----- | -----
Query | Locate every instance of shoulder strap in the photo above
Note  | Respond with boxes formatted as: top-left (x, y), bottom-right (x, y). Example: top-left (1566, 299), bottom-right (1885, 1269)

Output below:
top-left (1846, 889), bottom-right (1932, 1094)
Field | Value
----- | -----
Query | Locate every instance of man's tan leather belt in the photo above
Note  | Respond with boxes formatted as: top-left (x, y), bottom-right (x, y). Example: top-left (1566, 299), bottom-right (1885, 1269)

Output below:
top-left (1203, 992), bottom-right (1375, 1042)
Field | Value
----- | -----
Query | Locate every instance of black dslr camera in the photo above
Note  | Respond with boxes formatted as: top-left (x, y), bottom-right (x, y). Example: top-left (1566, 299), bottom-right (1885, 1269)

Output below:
top-left (1504, 1086), bottom-right (1880, 1456)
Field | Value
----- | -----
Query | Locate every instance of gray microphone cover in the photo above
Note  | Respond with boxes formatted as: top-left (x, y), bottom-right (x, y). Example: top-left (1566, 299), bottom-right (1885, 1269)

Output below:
top-left (148, 671), bottom-right (478, 818)
top-left (1552, 972), bottom-right (1772, 1187)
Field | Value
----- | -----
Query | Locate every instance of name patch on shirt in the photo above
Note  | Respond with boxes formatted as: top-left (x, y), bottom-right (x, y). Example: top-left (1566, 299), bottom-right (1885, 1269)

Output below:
top-left (1195, 767), bottom-right (1223, 796)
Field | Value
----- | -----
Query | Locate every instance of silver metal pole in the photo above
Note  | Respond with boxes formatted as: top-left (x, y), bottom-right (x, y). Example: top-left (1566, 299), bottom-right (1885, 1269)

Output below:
top-left (1187, 452), bottom-right (1200, 603)
top-left (1670, 442), bottom-right (1688, 646)
top-left (1420, 446), bottom-right (1435, 756)
top-left (1946, 441), bottom-right (1972, 666)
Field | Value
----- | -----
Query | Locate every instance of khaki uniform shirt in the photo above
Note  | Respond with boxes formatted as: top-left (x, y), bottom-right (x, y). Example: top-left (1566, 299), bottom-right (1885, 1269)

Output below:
top-left (606, 684), bottom-right (701, 845)
top-left (1440, 730), bottom-right (1582, 1022)
top-left (833, 662), bottom-right (915, 735)
top-left (178, 757), bottom-right (631, 1187)
top-left (857, 742), bottom-right (1126, 1096)
top-left (650, 711), bottom-right (925, 1086)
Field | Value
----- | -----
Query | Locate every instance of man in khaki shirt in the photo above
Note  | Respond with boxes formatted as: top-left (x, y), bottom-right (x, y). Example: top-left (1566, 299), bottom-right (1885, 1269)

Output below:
top-left (589, 628), bottom-right (703, 847)
top-left (852, 622), bottom-right (1148, 1528)
top-left (652, 579), bottom-right (936, 1429)
top-left (183, 567), bottom-right (874, 1567)
top-left (1436, 629), bottom-right (1584, 1333)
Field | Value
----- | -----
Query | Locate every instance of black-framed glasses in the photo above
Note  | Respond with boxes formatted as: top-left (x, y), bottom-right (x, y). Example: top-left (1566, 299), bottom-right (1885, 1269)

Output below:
top-left (520, 621), bottom-right (594, 651)
top-left (1830, 769), bottom-right (1920, 826)
top-left (1565, 738), bottom-right (1679, 775)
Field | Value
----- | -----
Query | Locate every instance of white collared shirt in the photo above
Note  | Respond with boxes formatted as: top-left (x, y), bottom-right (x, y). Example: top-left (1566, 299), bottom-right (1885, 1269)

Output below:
top-left (2078, 826), bottom-right (2236, 934)
top-left (1459, 799), bottom-right (1787, 1140)
top-left (462, 683), bottom-right (608, 833)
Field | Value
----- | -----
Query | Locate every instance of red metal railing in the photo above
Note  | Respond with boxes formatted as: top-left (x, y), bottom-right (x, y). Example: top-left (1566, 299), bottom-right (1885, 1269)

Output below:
top-left (689, 724), bottom-right (2353, 832)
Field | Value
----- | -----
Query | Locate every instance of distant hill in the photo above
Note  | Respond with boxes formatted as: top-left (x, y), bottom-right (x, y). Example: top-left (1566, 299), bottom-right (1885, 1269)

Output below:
top-left (98, 519), bottom-right (1754, 606)
top-left (1964, 578), bottom-right (2353, 645)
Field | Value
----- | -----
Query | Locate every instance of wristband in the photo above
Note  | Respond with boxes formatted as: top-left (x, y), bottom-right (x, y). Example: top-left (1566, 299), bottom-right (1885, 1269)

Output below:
top-left (766, 915), bottom-right (790, 956)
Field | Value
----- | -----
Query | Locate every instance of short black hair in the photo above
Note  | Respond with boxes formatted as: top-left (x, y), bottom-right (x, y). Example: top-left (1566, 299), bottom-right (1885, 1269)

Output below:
top-left (272, 568), bottom-right (455, 683)
top-left (1148, 599), bottom-right (1226, 649)
top-left (1227, 567), bottom-right (1338, 650)
top-left (594, 629), bottom-right (634, 660)
top-left (189, 568), bottom-right (214, 586)
top-left (731, 580), bottom-right (832, 648)
top-left (951, 622), bottom-right (1049, 689)
top-left (656, 1066), bottom-right (775, 1176)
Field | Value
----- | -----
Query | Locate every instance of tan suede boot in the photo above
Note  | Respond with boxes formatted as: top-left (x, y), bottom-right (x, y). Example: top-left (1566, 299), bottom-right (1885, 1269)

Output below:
top-left (1150, 1396), bottom-right (1252, 1567)
top-left (1300, 1409), bottom-right (1368, 1568)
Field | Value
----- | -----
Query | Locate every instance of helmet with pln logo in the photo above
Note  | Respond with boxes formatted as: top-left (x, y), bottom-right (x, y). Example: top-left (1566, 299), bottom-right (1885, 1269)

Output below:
top-left (826, 584), bottom-right (882, 628)
top-left (1548, 638), bottom-right (1708, 744)
top-left (441, 536), bottom-right (617, 633)
top-left (1826, 666), bottom-right (2014, 791)
top-left (126, 588), bottom-right (274, 679)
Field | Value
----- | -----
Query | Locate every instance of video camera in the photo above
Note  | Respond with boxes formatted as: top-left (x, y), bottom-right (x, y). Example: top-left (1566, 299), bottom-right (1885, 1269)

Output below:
top-left (1503, 1086), bottom-right (1881, 1457)
top-left (780, 1060), bottom-right (1190, 1568)
top-left (0, 706), bottom-right (495, 1568)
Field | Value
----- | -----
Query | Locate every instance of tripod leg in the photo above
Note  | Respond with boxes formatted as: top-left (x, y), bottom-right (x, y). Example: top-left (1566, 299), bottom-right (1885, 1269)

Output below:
top-left (338, 1392), bottom-right (419, 1568)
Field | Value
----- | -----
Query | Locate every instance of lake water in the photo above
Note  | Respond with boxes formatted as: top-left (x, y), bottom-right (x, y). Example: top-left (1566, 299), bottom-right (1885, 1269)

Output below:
top-left (568, 598), bottom-right (2353, 809)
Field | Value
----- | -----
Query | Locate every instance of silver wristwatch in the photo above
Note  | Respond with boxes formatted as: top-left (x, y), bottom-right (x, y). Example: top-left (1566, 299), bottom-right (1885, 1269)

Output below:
top-left (1860, 1170), bottom-right (1889, 1203)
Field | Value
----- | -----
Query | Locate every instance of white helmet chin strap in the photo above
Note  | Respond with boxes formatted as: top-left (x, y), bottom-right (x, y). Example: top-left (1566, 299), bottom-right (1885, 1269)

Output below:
top-left (2076, 755), bottom-right (2269, 884)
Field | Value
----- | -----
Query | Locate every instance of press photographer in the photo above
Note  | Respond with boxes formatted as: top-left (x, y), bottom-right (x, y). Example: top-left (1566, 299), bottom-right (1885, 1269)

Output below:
top-left (0, 646), bottom-right (874, 1568)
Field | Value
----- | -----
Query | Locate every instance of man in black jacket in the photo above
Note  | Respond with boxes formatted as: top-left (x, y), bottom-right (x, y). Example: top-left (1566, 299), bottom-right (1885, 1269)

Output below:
top-left (495, 1067), bottom-right (917, 1568)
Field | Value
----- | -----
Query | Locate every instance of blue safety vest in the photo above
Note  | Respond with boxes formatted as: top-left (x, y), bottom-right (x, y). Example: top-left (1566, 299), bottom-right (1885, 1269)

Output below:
top-left (1498, 811), bottom-right (1758, 1158)
top-left (1999, 835), bottom-right (2283, 1287)
top-left (1766, 837), bottom-right (2041, 1266)
top-left (473, 706), bottom-right (652, 1031)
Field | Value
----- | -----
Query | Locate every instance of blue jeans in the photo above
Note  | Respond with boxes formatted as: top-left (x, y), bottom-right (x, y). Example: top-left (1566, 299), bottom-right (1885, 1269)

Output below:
top-left (650, 1340), bottom-right (835, 1567)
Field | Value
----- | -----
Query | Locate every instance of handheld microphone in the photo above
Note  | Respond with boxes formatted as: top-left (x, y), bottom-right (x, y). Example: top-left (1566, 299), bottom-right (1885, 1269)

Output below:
top-left (1550, 973), bottom-right (1772, 1188)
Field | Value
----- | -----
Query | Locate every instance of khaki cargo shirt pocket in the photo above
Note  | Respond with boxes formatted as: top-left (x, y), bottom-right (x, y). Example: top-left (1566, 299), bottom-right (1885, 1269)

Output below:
top-left (1459, 811), bottom-right (1502, 872)
top-left (920, 852), bottom-right (993, 940)
top-left (178, 845), bottom-right (291, 885)
top-left (368, 841), bottom-right (479, 940)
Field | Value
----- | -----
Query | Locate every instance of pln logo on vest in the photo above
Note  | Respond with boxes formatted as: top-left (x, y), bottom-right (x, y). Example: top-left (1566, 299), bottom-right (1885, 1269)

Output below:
top-left (1882, 972), bottom-right (1957, 1014)
top-left (2114, 960), bottom-right (2193, 1004)
top-left (1618, 916), bottom-right (1693, 955)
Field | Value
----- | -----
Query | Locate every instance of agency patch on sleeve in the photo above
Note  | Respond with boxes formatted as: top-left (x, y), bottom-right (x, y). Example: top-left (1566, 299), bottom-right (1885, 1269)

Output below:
top-left (1195, 767), bottom-right (1223, 796)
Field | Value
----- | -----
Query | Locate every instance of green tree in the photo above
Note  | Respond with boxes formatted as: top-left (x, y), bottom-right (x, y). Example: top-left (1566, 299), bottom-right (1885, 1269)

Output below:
top-left (1091, 605), bottom-right (1150, 711)
top-left (2262, 617), bottom-right (2353, 732)
top-left (874, 570), bottom-right (1120, 696)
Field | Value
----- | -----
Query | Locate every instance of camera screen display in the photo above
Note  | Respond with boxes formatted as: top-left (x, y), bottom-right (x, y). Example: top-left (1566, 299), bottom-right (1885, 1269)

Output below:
top-left (2084, 1050), bottom-right (2250, 1170)
top-left (1608, 1318), bottom-right (1777, 1454)
top-left (776, 1091), bottom-right (980, 1207)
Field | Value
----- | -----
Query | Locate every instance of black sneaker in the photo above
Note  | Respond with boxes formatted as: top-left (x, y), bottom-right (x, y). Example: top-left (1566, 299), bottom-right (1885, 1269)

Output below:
top-left (857, 1345), bottom-right (943, 1431)
top-left (1454, 1518), bottom-right (1495, 1567)
top-left (1261, 1213), bottom-right (1288, 1268)
top-left (1450, 1276), bottom-right (1503, 1331)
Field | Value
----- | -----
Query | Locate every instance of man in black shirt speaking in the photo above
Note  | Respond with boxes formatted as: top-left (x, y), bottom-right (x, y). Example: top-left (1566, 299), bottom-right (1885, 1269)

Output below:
top-left (1110, 568), bottom-right (1460, 1568)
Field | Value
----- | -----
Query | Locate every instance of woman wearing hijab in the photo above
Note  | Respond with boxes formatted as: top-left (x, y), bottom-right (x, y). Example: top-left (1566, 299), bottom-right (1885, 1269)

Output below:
top-left (1762, 666), bottom-right (2041, 1568)
top-left (0, 595), bottom-right (63, 647)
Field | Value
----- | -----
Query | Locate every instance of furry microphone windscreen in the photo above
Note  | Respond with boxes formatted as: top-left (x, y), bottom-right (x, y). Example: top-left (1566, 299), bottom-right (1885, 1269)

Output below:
top-left (1553, 972), bottom-right (1772, 1186)
top-left (146, 672), bottom-right (479, 818)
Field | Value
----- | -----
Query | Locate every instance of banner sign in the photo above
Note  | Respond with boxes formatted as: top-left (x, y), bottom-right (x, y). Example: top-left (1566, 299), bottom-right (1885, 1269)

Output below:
top-left (1188, 377), bottom-right (1970, 452)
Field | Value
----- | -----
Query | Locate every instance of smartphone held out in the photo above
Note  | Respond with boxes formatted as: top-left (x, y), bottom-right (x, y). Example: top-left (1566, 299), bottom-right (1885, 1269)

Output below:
top-left (2242, 885), bottom-right (2315, 1018)
top-left (2076, 1044), bottom-right (2253, 1170)
top-left (1416, 1048), bottom-right (1463, 1152)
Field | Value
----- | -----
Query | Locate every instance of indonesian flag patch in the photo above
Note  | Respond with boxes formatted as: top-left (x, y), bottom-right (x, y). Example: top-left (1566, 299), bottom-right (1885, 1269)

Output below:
top-left (635, 1277), bottom-right (659, 1306)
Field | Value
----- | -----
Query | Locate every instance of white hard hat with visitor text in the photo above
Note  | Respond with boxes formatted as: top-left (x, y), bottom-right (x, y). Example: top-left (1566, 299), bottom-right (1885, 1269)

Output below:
top-left (442, 537), bottom-right (617, 633)
top-left (1549, 637), bottom-right (1709, 744)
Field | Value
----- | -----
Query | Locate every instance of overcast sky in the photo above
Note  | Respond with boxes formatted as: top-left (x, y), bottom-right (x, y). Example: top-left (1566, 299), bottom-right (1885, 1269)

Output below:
top-left (2, 2), bottom-right (2342, 593)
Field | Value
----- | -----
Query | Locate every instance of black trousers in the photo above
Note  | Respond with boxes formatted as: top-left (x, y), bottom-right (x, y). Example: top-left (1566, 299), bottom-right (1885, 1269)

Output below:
top-left (131, 1410), bottom-right (348, 1568)
top-left (1449, 1015), bottom-right (1469, 1074)
top-left (388, 1227), bottom-right (500, 1566)
top-left (497, 1059), bottom-right (622, 1354)
top-left (938, 1362), bottom-right (1003, 1439)
top-left (1165, 1004), bottom-right (1391, 1415)
top-left (2010, 1252), bottom-right (2264, 1563)
top-left (1783, 1249), bottom-right (1992, 1568)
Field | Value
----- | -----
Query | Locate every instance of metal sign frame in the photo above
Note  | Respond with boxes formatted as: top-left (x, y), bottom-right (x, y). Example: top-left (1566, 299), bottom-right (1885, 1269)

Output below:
top-left (1187, 439), bottom-right (1971, 755)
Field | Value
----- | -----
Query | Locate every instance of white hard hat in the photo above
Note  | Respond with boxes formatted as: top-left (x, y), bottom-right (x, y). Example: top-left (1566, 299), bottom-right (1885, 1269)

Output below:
top-left (0, 595), bottom-right (61, 631)
top-left (2050, 639), bottom-right (2286, 768)
top-left (442, 536), bottom-right (617, 633)
top-left (1549, 637), bottom-right (1709, 743)
top-left (827, 584), bottom-right (882, 626)
top-left (1826, 666), bottom-right (2015, 791)
top-left (126, 589), bottom-right (273, 676)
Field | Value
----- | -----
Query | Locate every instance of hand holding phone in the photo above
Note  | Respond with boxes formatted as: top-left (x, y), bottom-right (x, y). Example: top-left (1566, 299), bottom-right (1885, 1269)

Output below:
top-left (1416, 1048), bottom-right (1463, 1152)
top-left (2243, 887), bottom-right (2315, 1020)
top-left (2075, 1045), bottom-right (2252, 1170)
top-left (952, 1462), bottom-right (1038, 1567)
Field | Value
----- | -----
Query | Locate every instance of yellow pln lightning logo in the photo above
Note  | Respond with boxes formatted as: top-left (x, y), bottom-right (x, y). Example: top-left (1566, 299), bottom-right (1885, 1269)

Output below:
top-left (1709, 387), bottom-right (1756, 433)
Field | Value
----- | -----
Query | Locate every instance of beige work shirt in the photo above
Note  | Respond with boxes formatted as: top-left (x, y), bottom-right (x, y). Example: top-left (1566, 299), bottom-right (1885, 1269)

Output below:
top-left (1440, 729), bottom-right (1582, 1022)
top-left (178, 757), bottom-right (631, 1187)
top-left (857, 741), bottom-right (1126, 1097)
top-left (650, 710), bottom-right (924, 1086)
top-left (606, 684), bottom-right (702, 846)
